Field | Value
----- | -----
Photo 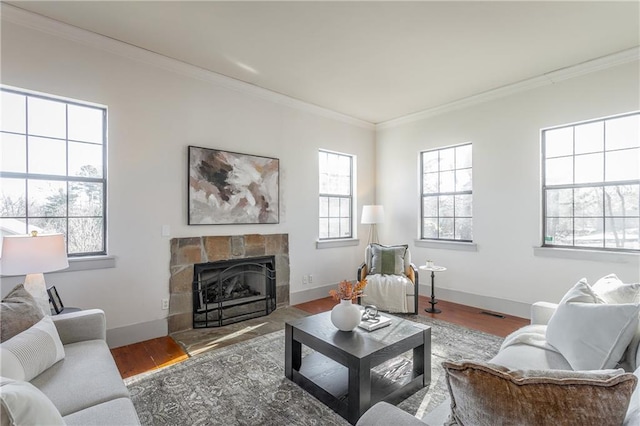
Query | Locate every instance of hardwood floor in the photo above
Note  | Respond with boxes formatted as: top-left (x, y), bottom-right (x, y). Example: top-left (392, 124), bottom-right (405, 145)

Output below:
top-left (111, 296), bottom-right (529, 379)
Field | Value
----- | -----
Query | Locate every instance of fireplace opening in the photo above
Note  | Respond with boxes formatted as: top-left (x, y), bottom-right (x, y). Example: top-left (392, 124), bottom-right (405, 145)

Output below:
top-left (192, 255), bottom-right (276, 328)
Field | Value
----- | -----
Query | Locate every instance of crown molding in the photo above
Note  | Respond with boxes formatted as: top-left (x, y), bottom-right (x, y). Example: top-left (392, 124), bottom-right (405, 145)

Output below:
top-left (0, 3), bottom-right (375, 131)
top-left (377, 46), bottom-right (640, 130)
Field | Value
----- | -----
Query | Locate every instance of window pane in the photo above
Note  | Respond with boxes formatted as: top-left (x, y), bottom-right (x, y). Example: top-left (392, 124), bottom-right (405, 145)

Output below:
top-left (439, 195), bottom-right (454, 217)
top-left (545, 127), bottom-right (573, 158)
top-left (439, 148), bottom-right (455, 171)
top-left (340, 198), bottom-right (350, 217)
top-left (68, 218), bottom-right (102, 253)
top-left (423, 151), bottom-right (438, 173)
top-left (606, 115), bottom-right (640, 150)
top-left (456, 144), bottom-right (472, 169)
top-left (28, 97), bottom-right (66, 139)
top-left (423, 218), bottom-right (438, 239)
top-left (574, 187), bottom-right (603, 217)
top-left (546, 188), bottom-right (572, 217)
top-left (423, 172), bottom-right (438, 193)
top-left (455, 218), bottom-right (472, 240)
top-left (28, 136), bottom-right (66, 175)
top-left (574, 121), bottom-right (604, 154)
top-left (423, 196), bottom-right (438, 217)
top-left (605, 218), bottom-right (639, 249)
top-left (329, 197), bottom-right (339, 217)
top-left (0, 178), bottom-right (26, 217)
top-left (319, 218), bottom-right (328, 238)
top-left (574, 217), bottom-right (603, 248)
top-left (439, 218), bottom-right (454, 239)
top-left (0, 218), bottom-right (26, 238)
top-left (68, 105), bottom-right (103, 144)
top-left (455, 168), bottom-right (472, 191)
top-left (335, 176), bottom-right (350, 196)
top-left (439, 171), bottom-right (455, 192)
top-left (319, 172), bottom-right (329, 193)
top-left (1, 92), bottom-right (26, 134)
top-left (605, 148), bottom-right (639, 182)
top-left (328, 218), bottom-right (339, 238)
top-left (574, 153), bottom-right (603, 184)
top-left (545, 157), bottom-right (573, 185)
top-left (319, 197), bottom-right (328, 217)
top-left (455, 194), bottom-right (472, 217)
top-left (28, 180), bottom-right (66, 217)
top-left (340, 218), bottom-right (350, 237)
top-left (1, 133), bottom-right (26, 173)
top-left (68, 141), bottom-right (102, 178)
top-left (545, 218), bottom-right (573, 245)
top-left (605, 185), bottom-right (639, 217)
top-left (69, 182), bottom-right (103, 216)
top-left (30, 217), bottom-right (66, 236)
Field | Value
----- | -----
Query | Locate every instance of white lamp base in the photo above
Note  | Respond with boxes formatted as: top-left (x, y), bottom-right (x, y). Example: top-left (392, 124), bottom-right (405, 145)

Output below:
top-left (23, 273), bottom-right (51, 316)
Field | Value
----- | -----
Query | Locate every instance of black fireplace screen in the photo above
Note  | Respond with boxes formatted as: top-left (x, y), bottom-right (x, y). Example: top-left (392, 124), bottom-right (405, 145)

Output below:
top-left (193, 256), bottom-right (276, 328)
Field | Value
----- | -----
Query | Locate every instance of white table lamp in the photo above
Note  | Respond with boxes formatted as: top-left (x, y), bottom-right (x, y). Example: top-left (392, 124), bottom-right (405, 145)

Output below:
top-left (1, 232), bottom-right (69, 315)
top-left (361, 205), bottom-right (385, 245)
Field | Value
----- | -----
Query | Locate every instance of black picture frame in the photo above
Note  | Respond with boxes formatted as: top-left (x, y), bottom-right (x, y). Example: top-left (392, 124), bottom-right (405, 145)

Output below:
top-left (47, 286), bottom-right (64, 314)
top-left (188, 145), bottom-right (280, 225)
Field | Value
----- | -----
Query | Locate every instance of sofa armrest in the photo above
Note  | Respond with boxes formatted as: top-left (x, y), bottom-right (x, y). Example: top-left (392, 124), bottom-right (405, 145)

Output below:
top-left (530, 302), bottom-right (558, 325)
top-left (356, 402), bottom-right (425, 426)
top-left (52, 309), bottom-right (106, 344)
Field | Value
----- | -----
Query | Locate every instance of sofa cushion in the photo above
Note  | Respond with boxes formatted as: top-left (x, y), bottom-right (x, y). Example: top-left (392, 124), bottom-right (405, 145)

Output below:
top-left (443, 360), bottom-right (637, 426)
top-left (63, 397), bottom-right (140, 426)
top-left (0, 284), bottom-right (45, 342)
top-left (0, 316), bottom-right (65, 381)
top-left (355, 401), bottom-right (424, 426)
top-left (546, 279), bottom-right (640, 370)
top-left (592, 274), bottom-right (640, 304)
top-left (0, 377), bottom-right (65, 426)
top-left (368, 244), bottom-right (408, 275)
top-left (31, 339), bottom-right (130, 417)
top-left (624, 366), bottom-right (640, 426)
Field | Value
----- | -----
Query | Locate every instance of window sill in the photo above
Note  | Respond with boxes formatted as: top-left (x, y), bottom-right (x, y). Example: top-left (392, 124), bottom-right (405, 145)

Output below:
top-left (414, 239), bottom-right (478, 252)
top-left (316, 238), bottom-right (360, 249)
top-left (533, 247), bottom-right (639, 263)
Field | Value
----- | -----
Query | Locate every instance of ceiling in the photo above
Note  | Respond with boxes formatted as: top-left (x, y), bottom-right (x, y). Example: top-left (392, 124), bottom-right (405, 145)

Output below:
top-left (6, 1), bottom-right (640, 124)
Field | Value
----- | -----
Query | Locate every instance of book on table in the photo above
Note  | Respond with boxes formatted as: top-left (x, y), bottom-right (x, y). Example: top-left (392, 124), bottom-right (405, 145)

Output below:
top-left (358, 314), bottom-right (392, 331)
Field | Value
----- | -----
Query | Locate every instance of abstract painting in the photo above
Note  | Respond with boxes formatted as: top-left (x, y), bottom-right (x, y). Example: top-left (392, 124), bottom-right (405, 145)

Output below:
top-left (188, 146), bottom-right (279, 224)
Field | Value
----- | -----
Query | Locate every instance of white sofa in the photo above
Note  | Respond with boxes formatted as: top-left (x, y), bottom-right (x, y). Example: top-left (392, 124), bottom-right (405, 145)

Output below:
top-left (357, 288), bottom-right (640, 426)
top-left (1, 309), bottom-right (140, 425)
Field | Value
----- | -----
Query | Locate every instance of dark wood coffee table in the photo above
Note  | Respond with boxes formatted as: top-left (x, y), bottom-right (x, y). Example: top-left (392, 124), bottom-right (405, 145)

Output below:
top-left (285, 311), bottom-right (431, 425)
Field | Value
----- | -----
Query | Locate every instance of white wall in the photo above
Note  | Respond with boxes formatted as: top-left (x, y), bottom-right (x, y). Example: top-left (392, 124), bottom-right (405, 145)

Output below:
top-left (0, 16), bottom-right (375, 346)
top-left (377, 61), bottom-right (640, 316)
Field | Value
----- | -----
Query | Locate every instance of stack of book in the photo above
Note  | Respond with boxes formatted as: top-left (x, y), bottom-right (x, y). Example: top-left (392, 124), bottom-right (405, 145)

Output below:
top-left (358, 314), bottom-right (392, 331)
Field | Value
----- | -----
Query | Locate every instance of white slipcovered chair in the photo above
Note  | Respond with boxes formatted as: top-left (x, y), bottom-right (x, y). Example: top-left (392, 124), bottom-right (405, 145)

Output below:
top-left (357, 243), bottom-right (419, 314)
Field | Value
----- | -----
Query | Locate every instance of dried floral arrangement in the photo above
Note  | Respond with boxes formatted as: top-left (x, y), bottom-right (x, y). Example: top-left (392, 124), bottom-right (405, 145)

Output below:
top-left (329, 279), bottom-right (367, 301)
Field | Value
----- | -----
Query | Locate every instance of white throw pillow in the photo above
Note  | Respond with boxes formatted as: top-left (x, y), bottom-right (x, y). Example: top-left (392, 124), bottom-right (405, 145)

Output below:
top-left (592, 273), bottom-right (640, 304)
top-left (546, 279), bottom-right (640, 371)
top-left (0, 316), bottom-right (65, 381)
top-left (0, 377), bottom-right (65, 426)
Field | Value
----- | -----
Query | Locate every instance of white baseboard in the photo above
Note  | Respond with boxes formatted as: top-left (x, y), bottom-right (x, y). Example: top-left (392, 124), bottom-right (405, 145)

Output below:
top-left (106, 318), bottom-right (168, 349)
top-left (423, 285), bottom-right (530, 319)
top-left (292, 283), bottom-right (530, 319)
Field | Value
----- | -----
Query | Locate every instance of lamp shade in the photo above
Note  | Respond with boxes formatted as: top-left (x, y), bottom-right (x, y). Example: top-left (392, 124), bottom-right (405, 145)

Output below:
top-left (361, 205), bottom-right (385, 224)
top-left (1, 233), bottom-right (69, 275)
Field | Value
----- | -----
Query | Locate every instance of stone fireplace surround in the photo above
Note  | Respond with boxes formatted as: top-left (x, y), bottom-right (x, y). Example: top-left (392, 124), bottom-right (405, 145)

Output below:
top-left (168, 234), bottom-right (290, 334)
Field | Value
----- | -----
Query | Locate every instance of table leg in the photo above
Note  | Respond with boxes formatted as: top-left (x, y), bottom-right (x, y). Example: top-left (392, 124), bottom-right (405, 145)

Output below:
top-left (348, 357), bottom-right (371, 425)
top-left (425, 270), bottom-right (441, 313)
top-left (284, 323), bottom-right (301, 379)
top-left (412, 328), bottom-right (431, 386)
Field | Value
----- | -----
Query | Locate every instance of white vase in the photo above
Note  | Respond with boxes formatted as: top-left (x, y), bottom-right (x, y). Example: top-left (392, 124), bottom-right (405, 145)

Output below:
top-left (330, 299), bottom-right (362, 331)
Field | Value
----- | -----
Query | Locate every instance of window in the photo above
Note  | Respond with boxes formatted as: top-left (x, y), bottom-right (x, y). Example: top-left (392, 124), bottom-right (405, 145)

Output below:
top-left (0, 87), bottom-right (107, 256)
top-left (542, 112), bottom-right (639, 251)
top-left (319, 150), bottom-right (353, 240)
top-left (421, 143), bottom-right (473, 241)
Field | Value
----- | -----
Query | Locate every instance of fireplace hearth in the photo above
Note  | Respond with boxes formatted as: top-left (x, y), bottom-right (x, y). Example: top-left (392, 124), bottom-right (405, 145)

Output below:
top-left (193, 256), bottom-right (276, 328)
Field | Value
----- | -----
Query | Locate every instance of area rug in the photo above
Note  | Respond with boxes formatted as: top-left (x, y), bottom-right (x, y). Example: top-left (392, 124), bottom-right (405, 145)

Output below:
top-left (126, 316), bottom-right (503, 425)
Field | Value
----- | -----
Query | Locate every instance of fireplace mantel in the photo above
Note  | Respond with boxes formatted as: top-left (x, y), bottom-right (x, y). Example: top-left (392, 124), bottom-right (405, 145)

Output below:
top-left (168, 234), bottom-right (290, 333)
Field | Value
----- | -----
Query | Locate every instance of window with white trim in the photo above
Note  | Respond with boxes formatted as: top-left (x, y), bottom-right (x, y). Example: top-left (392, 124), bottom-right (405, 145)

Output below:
top-left (0, 87), bottom-right (107, 256)
top-left (319, 150), bottom-right (353, 240)
top-left (420, 143), bottom-right (473, 241)
top-left (542, 112), bottom-right (639, 251)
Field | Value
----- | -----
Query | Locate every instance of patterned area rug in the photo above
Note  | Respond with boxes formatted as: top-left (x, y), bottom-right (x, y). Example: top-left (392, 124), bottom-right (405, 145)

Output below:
top-left (126, 316), bottom-right (503, 425)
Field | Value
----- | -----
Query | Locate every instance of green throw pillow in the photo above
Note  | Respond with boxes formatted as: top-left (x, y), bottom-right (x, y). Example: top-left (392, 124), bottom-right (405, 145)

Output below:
top-left (369, 244), bottom-right (408, 275)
